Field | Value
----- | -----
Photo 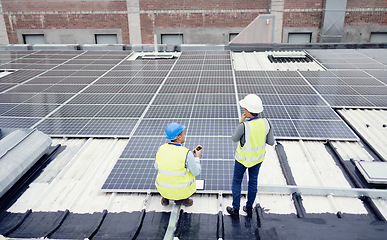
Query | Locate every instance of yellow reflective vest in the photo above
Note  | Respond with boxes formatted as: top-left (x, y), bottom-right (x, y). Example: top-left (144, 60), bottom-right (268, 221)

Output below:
top-left (235, 118), bottom-right (270, 168)
top-left (155, 143), bottom-right (196, 200)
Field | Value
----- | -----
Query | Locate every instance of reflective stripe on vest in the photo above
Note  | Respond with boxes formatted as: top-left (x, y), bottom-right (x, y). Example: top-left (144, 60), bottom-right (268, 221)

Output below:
top-left (158, 168), bottom-right (189, 177)
top-left (235, 118), bottom-right (269, 164)
top-left (156, 178), bottom-right (195, 189)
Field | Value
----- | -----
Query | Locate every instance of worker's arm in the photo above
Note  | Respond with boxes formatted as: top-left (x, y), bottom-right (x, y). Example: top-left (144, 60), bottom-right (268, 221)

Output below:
top-left (231, 123), bottom-right (245, 143)
top-left (186, 151), bottom-right (201, 176)
top-left (266, 119), bottom-right (275, 146)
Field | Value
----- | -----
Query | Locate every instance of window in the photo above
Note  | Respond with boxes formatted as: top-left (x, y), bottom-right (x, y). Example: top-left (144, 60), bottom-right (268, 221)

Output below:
top-left (370, 32), bottom-right (387, 43)
top-left (23, 34), bottom-right (45, 44)
top-left (288, 33), bottom-right (312, 44)
top-left (95, 34), bottom-right (118, 44)
top-left (229, 33), bottom-right (239, 42)
top-left (161, 34), bottom-right (183, 45)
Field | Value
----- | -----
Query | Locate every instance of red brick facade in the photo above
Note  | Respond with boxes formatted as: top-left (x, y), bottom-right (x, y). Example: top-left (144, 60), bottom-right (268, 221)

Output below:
top-left (1, 0), bottom-right (386, 44)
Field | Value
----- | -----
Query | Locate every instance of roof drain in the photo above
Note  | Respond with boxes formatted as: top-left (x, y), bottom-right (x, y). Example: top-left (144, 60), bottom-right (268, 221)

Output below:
top-left (275, 142), bottom-right (306, 218)
top-left (326, 141), bottom-right (386, 221)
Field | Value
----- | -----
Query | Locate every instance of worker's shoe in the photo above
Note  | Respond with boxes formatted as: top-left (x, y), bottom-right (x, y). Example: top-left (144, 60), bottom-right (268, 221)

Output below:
top-left (161, 197), bottom-right (169, 206)
top-left (175, 198), bottom-right (193, 207)
top-left (243, 206), bottom-right (253, 217)
top-left (226, 206), bottom-right (239, 217)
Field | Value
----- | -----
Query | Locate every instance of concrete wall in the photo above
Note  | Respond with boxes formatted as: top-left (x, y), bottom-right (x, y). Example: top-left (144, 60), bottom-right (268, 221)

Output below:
top-left (16, 29), bottom-right (122, 44)
top-left (0, 0), bottom-right (9, 45)
top-left (155, 27), bottom-right (244, 45)
top-left (342, 26), bottom-right (387, 43)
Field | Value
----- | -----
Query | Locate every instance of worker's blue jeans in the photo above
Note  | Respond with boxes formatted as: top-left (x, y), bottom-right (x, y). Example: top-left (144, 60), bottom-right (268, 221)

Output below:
top-left (232, 160), bottom-right (262, 210)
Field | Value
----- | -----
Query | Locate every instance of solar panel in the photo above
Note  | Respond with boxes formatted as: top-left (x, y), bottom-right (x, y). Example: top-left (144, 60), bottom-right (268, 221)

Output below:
top-left (8, 84), bottom-right (51, 93)
top-left (0, 93), bottom-right (35, 103)
top-left (305, 77), bottom-right (346, 85)
top-left (159, 85), bottom-right (197, 94)
top-left (199, 77), bottom-right (234, 84)
top-left (191, 105), bottom-right (238, 118)
top-left (83, 85), bottom-right (124, 93)
top-left (25, 94), bottom-right (74, 104)
top-left (363, 95), bottom-right (387, 107)
top-left (51, 105), bottom-right (105, 118)
top-left (197, 85), bottom-right (235, 94)
top-left (78, 118), bottom-right (137, 136)
top-left (293, 120), bottom-right (357, 140)
top-left (102, 160), bottom-right (157, 190)
top-left (313, 86), bottom-right (359, 95)
top-left (0, 84), bottom-right (16, 92)
top-left (0, 104), bottom-right (17, 114)
top-left (43, 85), bottom-right (87, 93)
top-left (36, 118), bottom-right (91, 135)
top-left (237, 85), bottom-right (276, 94)
top-left (339, 77), bottom-right (384, 86)
top-left (269, 119), bottom-right (299, 138)
top-left (119, 85), bottom-right (159, 93)
top-left (96, 105), bottom-right (147, 118)
top-left (187, 119), bottom-right (239, 136)
top-left (145, 105), bottom-right (193, 118)
top-left (321, 95), bottom-right (374, 107)
top-left (68, 94), bottom-right (115, 104)
top-left (351, 86), bottom-right (387, 95)
top-left (152, 93), bottom-right (195, 105)
top-left (164, 77), bottom-right (199, 85)
top-left (260, 105), bottom-right (290, 119)
top-left (1, 104), bottom-right (59, 117)
top-left (285, 106), bottom-right (340, 120)
top-left (134, 119), bottom-right (190, 136)
top-left (0, 117), bottom-right (40, 128)
top-left (269, 77), bottom-right (308, 85)
top-left (94, 77), bottom-right (132, 85)
top-left (194, 94), bottom-right (236, 105)
top-left (120, 137), bottom-right (168, 159)
top-left (185, 136), bottom-right (236, 160)
top-left (274, 85), bottom-right (316, 95)
top-left (279, 95), bottom-right (327, 106)
top-left (109, 94), bottom-right (154, 104)
top-left (235, 77), bottom-right (271, 85)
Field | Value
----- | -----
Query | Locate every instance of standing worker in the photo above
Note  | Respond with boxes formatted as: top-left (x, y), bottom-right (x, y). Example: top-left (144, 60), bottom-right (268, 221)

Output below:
top-left (227, 94), bottom-right (275, 217)
top-left (155, 122), bottom-right (202, 207)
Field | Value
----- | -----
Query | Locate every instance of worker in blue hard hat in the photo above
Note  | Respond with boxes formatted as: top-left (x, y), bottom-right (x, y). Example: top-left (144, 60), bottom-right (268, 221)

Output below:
top-left (227, 94), bottom-right (275, 217)
top-left (154, 122), bottom-right (202, 207)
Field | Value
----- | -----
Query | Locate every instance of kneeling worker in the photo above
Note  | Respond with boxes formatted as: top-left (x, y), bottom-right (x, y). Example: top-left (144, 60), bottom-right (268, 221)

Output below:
top-left (155, 122), bottom-right (202, 207)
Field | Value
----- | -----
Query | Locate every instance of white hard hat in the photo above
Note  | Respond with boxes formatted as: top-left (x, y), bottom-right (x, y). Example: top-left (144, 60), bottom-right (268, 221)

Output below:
top-left (239, 94), bottom-right (263, 113)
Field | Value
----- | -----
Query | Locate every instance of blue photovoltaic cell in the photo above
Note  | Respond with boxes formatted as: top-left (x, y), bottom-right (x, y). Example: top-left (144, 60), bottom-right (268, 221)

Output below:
top-left (191, 105), bottom-right (238, 118)
top-left (36, 118), bottom-right (91, 135)
top-left (187, 119), bottom-right (239, 136)
top-left (78, 118), bottom-right (138, 136)
top-left (197, 160), bottom-right (248, 191)
top-left (293, 120), bottom-right (357, 140)
top-left (269, 119), bottom-right (299, 138)
top-left (102, 160), bottom-right (157, 190)
top-left (285, 106), bottom-right (340, 120)
top-left (153, 94), bottom-right (196, 105)
top-left (0, 117), bottom-right (40, 128)
top-left (145, 105), bottom-right (193, 118)
top-left (1, 104), bottom-right (59, 117)
top-left (134, 119), bottom-right (190, 136)
top-left (185, 136), bottom-right (236, 160)
top-left (120, 137), bottom-right (168, 159)
top-left (95, 105), bottom-right (147, 118)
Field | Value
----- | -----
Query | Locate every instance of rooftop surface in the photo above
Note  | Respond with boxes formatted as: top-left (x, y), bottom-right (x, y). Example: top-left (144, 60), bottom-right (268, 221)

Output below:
top-left (0, 45), bottom-right (387, 239)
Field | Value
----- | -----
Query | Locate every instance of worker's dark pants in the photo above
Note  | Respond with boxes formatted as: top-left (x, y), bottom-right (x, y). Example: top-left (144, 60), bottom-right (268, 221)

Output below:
top-left (232, 160), bottom-right (262, 210)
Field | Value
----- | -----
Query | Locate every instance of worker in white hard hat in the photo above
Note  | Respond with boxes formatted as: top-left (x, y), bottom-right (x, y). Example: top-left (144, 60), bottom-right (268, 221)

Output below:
top-left (154, 122), bottom-right (203, 207)
top-left (227, 94), bottom-right (274, 217)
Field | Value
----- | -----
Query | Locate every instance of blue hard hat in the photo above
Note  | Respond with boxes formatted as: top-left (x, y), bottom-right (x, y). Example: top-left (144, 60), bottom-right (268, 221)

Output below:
top-left (165, 122), bottom-right (186, 140)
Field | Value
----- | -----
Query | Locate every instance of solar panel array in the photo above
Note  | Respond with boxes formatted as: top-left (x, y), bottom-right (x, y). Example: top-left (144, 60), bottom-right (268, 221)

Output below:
top-left (1, 49), bottom-right (386, 192)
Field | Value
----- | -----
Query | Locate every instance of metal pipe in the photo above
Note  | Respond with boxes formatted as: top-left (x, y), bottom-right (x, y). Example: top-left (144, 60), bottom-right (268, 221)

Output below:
top-left (267, 0), bottom-right (270, 14)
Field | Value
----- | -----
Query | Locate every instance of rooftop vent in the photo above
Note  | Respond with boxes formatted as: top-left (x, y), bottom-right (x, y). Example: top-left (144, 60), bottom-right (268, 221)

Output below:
top-left (268, 52), bottom-right (313, 63)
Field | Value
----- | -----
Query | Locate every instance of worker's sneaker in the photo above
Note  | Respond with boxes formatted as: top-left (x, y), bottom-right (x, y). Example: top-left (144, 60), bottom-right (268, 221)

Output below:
top-left (161, 197), bottom-right (169, 206)
top-left (226, 206), bottom-right (239, 217)
top-left (175, 198), bottom-right (193, 207)
top-left (243, 206), bottom-right (253, 217)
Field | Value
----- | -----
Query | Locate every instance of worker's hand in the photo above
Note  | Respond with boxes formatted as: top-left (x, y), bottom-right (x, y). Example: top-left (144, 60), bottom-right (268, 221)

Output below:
top-left (240, 113), bottom-right (246, 123)
top-left (194, 148), bottom-right (203, 158)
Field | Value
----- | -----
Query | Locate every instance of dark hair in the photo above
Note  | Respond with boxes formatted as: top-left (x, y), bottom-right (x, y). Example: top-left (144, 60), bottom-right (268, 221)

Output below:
top-left (250, 112), bottom-right (259, 117)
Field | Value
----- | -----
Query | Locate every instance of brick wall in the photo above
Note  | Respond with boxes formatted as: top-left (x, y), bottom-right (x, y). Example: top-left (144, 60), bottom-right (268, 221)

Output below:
top-left (140, 0), bottom-right (268, 11)
top-left (282, 12), bottom-right (323, 28)
top-left (2, 0), bottom-right (125, 12)
top-left (345, 11), bottom-right (386, 25)
top-left (5, 13), bottom-right (130, 44)
top-left (346, 0), bottom-right (386, 9)
top-left (140, 11), bottom-right (264, 43)
top-left (284, 0), bottom-right (324, 9)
